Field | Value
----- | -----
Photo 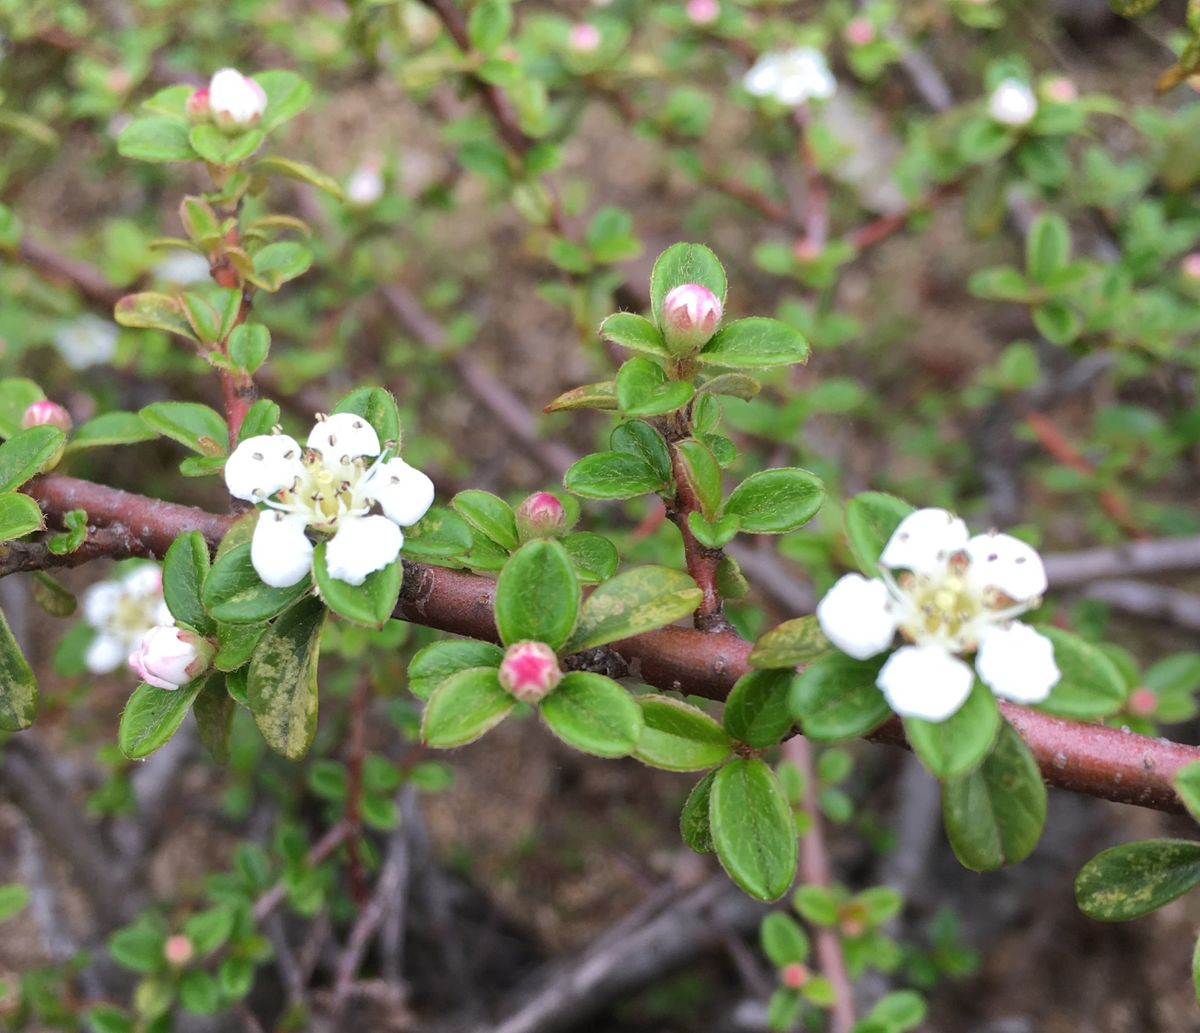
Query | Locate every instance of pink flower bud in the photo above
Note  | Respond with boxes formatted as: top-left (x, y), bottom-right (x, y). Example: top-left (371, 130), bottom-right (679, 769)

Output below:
top-left (1042, 77), bottom-right (1077, 103)
top-left (568, 23), bottom-right (602, 54)
top-left (1127, 687), bottom-right (1157, 718)
top-left (844, 17), bottom-right (875, 46)
top-left (793, 238), bottom-right (821, 262)
top-left (515, 492), bottom-right (567, 541)
top-left (685, 0), bottom-right (720, 26)
top-left (1182, 253), bottom-right (1200, 282)
top-left (186, 87), bottom-right (211, 122)
top-left (498, 641), bottom-right (562, 705)
top-left (21, 400), bottom-right (72, 433)
top-left (163, 935), bottom-right (195, 967)
top-left (781, 962), bottom-right (809, 989)
top-left (661, 283), bottom-right (722, 355)
top-left (128, 625), bottom-right (214, 690)
top-left (208, 68), bottom-right (268, 131)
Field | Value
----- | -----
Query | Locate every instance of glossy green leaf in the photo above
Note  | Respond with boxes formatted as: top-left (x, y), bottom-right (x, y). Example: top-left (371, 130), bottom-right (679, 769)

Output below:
top-left (710, 758), bottom-right (798, 901)
top-left (650, 243), bottom-right (727, 326)
top-left (610, 419), bottom-right (672, 482)
top-left (680, 770), bottom-right (716, 853)
top-left (566, 565), bottom-right (702, 651)
top-left (1034, 625), bottom-right (1127, 719)
top-left (119, 676), bottom-right (206, 759)
top-left (750, 616), bottom-right (833, 669)
top-left (540, 672), bottom-right (643, 757)
top-left (163, 530), bottom-right (213, 634)
top-left (494, 539), bottom-right (579, 649)
top-left (790, 652), bottom-right (890, 740)
top-left (252, 155), bottom-right (343, 199)
top-left (1076, 839), bottom-right (1200, 921)
top-left (1175, 761), bottom-right (1200, 824)
top-left (189, 124), bottom-right (264, 165)
top-left (0, 609), bottom-right (37, 731)
top-left (257, 69), bottom-right (312, 130)
top-left (421, 666), bottom-right (514, 747)
top-left (615, 357), bottom-right (695, 416)
top-left (401, 506), bottom-right (473, 560)
top-left (761, 912), bottom-right (810, 966)
top-left (904, 680), bottom-right (1001, 780)
top-left (250, 241), bottom-right (312, 291)
top-left (634, 695), bottom-right (732, 771)
top-left (116, 291), bottom-right (197, 340)
top-left (248, 597), bottom-right (325, 759)
top-left (600, 312), bottom-right (668, 356)
top-left (0, 379), bottom-right (45, 439)
top-left (544, 381), bottom-right (617, 413)
top-left (193, 674), bottom-right (235, 763)
top-left (65, 412), bottom-right (155, 453)
top-left (0, 493), bottom-right (44, 541)
top-left (452, 490), bottom-right (518, 550)
top-left (333, 387), bottom-right (401, 446)
top-left (0, 425), bottom-right (64, 491)
top-left (724, 669), bottom-right (796, 747)
top-left (844, 492), bottom-right (914, 576)
top-left (1026, 212), bottom-right (1071, 283)
top-left (408, 639), bottom-right (504, 701)
top-left (203, 542), bottom-right (311, 623)
top-left (723, 468), bottom-right (824, 534)
top-left (675, 438), bottom-right (722, 516)
top-left (561, 531), bottom-right (619, 583)
top-left (698, 317), bottom-right (810, 369)
top-left (117, 116), bottom-right (195, 162)
top-left (228, 324), bottom-right (271, 373)
top-left (214, 621), bottom-right (265, 672)
top-left (563, 451), bottom-right (666, 499)
top-left (312, 545), bottom-right (401, 628)
top-left (139, 401), bottom-right (227, 456)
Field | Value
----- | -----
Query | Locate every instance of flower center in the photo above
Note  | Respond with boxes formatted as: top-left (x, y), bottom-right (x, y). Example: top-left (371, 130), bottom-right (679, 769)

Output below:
top-left (275, 449), bottom-right (374, 532)
top-left (899, 571), bottom-right (983, 650)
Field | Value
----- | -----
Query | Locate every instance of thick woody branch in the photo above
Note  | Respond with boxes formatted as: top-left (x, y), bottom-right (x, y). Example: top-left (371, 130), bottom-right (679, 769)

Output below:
top-left (14, 474), bottom-right (1200, 815)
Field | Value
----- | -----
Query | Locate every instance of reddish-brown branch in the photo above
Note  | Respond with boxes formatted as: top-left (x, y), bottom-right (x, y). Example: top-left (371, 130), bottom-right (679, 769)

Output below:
top-left (14, 474), bottom-right (1200, 814)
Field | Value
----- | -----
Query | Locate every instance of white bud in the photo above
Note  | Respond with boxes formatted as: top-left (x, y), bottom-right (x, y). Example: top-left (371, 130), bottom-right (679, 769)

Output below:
top-left (128, 625), bottom-right (214, 691)
top-left (208, 68), bottom-right (267, 131)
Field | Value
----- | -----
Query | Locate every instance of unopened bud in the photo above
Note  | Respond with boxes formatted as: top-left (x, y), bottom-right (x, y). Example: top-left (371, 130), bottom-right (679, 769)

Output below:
top-left (685, 0), bottom-right (720, 26)
top-left (568, 23), bottom-right (602, 54)
top-left (186, 87), bottom-right (211, 122)
top-left (781, 962), bottom-right (809, 989)
top-left (21, 400), bottom-right (72, 433)
top-left (163, 935), bottom-right (195, 967)
top-left (1182, 253), bottom-right (1200, 283)
top-left (793, 238), bottom-right (822, 263)
top-left (498, 641), bottom-right (562, 705)
top-left (988, 78), bottom-right (1037, 128)
top-left (128, 625), bottom-right (215, 691)
top-left (515, 492), bottom-right (567, 541)
top-left (208, 68), bottom-right (267, 132)
top-left (346, 160), bottom-right (385, 207)
top-left (844, 17), bottom-right (875, 45)
top-left (661, 283), bottom-right (722, 355)
top-left (1042, 76), bottom-right (1077, 103)
top-left (1127, 687), bottom-right (1157, 718)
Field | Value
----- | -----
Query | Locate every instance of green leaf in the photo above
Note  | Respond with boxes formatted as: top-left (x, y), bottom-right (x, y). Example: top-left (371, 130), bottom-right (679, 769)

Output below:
top-left (422, 666), bottom-right (514, 747)
top-left (1076, 839), bottom-right (1200, 921)
top-left (31, 570), bottom-right (76, 614)
top-left (599, 312), bottom-right (668, 357)
top-left (688, 512), bottom-right (740, 549)
top-left (452, 490), bottom-right (518, 550)
top-left (724, 669), bottom-right (796, 747)
top-left (1026, 212), bottom-right (1071, 283)
top-left (139, 401), bottom-right (227, 456)
top-left (238, 399), bottom-right (282, 442)
top-left (0, 425), bottom-right (64, 491)
top-left (540, 672), bottom-right (643, 757)
top-left (563, 451), bottom-right (666, 499)
top-left (179, 968), bottom-right (221, 1015)
top-left (867, 990), bottom-right (927, 1031)
top-left (202, 542), bottom-right (311, 623)
top-left (649, 243), bottom-right (727, 326)
top-left (0, 379), bottom-right (45, 439)
top-left (904, 679), bottom-right (1000, 780)
top-left (1034, 625), bottom-right (1127, 719)
top-left (610, 419), bottom-right (672, 482)
top-left (494, 539), bottom-right (579, 649)
top-left (942, 719), bottom-right (1047, 870)
top-left (163, 531), bottom-right (214, 635)
top-left (248, 597), bottom-right (325, 759)
top-left (561, 531), bottom-right (619, 583)
top-left (193, 675), bottom-right (235, 763)
top-left (968, 265), bottom-right (1032, 302)
top-left (0, 883), bottom-right (29, 923)
top-left (117, 116), bottom-right (195, 162)
top-left (844, 492), bottom-right (914, 576)
top-left (1175, 761), bottom-right (1200, 824)
top-left (468, 0), bottom-right (512, 53)
top-left (697, 372), bottom-right (761, 400)
top-left (1032, 300), bottom-right (1081, 344)
top-left (214, 621), bottom-right (265, 672)
top-left (0, 493), bottom-right (45, 541)
top-left (402, 506), bottom-right (473, 560)
top-left (228, 324), bottom-right (271, 373)
top-left (115, 291), bottom-right (197, 341)
top-left (0, 609), bottom-right (37, 731)
top-left (250, 241), bottom-right (312, 291)
top-left (709, 758), bottom-right (798, 901)
top-left (65, 412), bottom-right (155, 453)
top-left (119, 677), bottom-right (206, 759)
top-left (790, 652), bottom-right (890, 740)
top-left (312, 545), bottom-right (402, 629)
top-left (680, 770), bottom-right (716, 852)
top-left (184, 907), bottom-right (234, 956)
top-left (251, 156), bottom-right (344, 199)
top-left (408, 639), bottom-right (504, 701)
top-left (698, 317), bottom-right (810, 369)
top-left (615, 357), bottom-right (695, 417)
top-left (761, 912), bottom-right (810, 966)
top-left (674, 438), bottom-right (722, 516)
top-left (257, 69), bottom-right (312, 130)
top-left (332, 387), bottom-right (401, 445)
top-left (108, 924), bottom-right (166, 973)
top-left (750, 615), bottom-right (833, 669)
top-left (566, 566), bottom-right (702, 651)
top-left (634, 695), bottom-right (732, 771)
top-left (544, 381), bottom-right (618, 413)
top-left (723, 468), bottom-right (824, 534)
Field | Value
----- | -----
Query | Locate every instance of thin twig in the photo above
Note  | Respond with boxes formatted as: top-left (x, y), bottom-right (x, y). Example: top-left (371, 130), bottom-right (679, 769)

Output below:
top-left (344, 678), bottom-right (370, 909)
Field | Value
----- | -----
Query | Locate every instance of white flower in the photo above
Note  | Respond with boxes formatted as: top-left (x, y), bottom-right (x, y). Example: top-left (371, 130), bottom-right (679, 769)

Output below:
top-left (153, 250), bottom-right (212, 286)
top-left (53, 315), bottom-right (119, 370)
top-left (346, 162), bottom-right (384, 207)
top-left (988, 78), bottom-right (1037, 127)
top-left (208, 68), bottom-right (267, 129)
top-left (224, 412), bottom-right (435, 588)
top-left (816, 507), bottom-right (1059, 722)
top-left (128, 625), bottom-right (214, 690)
top-left (743, 47), bottom-right (837, 107)
top-left (82, 565), bottom-right (172, 675)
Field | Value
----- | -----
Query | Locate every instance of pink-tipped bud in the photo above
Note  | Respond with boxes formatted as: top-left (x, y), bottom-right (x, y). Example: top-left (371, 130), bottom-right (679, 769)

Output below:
top-left (685, 0), bottom-right (720, 26)
top-left (128, 625), bottom-right (214, 691)
top-left (794, 238), bottom-right (822, 262)
top-left (208, 68), bottom-right (268, 132)
top-left (515, 492), bottom-right (567, 541)
top-left (21, 400), bottom-right (72, 433)
top-left (186, 87), bottom-right (211, 122)
top-left (498, 641), bottom-right (562, 705)
top-left (661, 283), bottom-right (722, 355)
top-left (781, 963), bottom-right (809, 989)
top-left (1042, 76), bottom-right (1077, 103)
top-left (1127, 687), bottom-right (1157, 718)
top-left (163, 935), bottom-right (195, 967)
top-left (1182, 253), bottom-right (1200, 282)
top-left (568, 23), bottom-right (603, 54)
top-left (844, 17), bottom-right (875, 46)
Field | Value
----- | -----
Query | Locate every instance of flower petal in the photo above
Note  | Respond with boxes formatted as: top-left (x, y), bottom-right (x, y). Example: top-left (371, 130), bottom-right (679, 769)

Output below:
top-left (815, 574), bottom-right (898, 660)
top-left (325, 514), bottom-right (403, 586)
top-left (121, 564), bottom-right (163, 599)
top-left (877, 644), bottom-right (975, 722)
top-left (82, 582), bottom-right (122, 628)
top-left (879, 507), bottom-right (968, 577)
top-left (743, 56), bottom-right (782, 97)
top-left (85, 632), bottom-right (127, 674)
top-left (307, 412), bottom-right (380, 460)
top-left (251, 511), bottom-right (313, 588)
top-left (362, 458), bottom-right (435, 527)
top-left (965, 532), bottom-right (1047, 601)
top-left (224, 434), bottom-right (303, 501)
top-left (976, 623), bottom-right (1059, 704)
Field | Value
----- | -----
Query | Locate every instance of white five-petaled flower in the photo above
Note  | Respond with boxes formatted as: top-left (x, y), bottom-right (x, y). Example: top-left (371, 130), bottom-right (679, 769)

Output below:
top-left (988, 78), bottom-right (1037, 127)
top-left (208, 68), bottom-right (268, 129)
top-left (743, 47), bottom-right (837, 107)
top-left (82, 565), bottom-right (172, 675)
top-left (816, 507), bottom-right (1060, 722)
top-left (53, 314), bottom-right (119, 370)
top-left (224, 412), bottom-right (435, 589)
